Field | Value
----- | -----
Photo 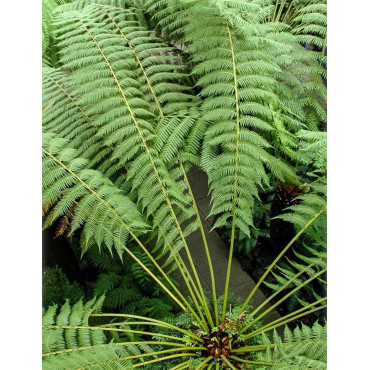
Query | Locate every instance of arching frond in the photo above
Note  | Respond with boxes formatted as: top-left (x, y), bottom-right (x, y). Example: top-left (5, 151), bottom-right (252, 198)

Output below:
top-left (42, 133), bottom-right (149, 257)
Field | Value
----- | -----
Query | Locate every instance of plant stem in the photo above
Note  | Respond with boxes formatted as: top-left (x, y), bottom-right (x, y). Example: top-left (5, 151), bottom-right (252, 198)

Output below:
top-left (282, 2), bottom-right (293, 23)
top-left (180, 161), bottom-right (219, 326)
top-left (231, 344), bottom-right (274, 354)
top-left (244, 297), bottom-right (327, 339)
top-left (250, 263), bottom-right (315, 316)
top-left (238, 209), bottom-right (325, 314)
top-left (170, 361), bottom-right (191, 370)
top-left (276, 0), bottom-right (287, 22)
top-left (222, 21), bottom-right (241, 322)
top-left (90, 313), bottom-right (202, 342)
top-left (229, 356), bottom-right (274, 366)
top-left (124, 347), bottom-right (206, 361)
top-left (221, 355), bottom-right (238, 370)
top-left (245, 304), bottom-right (327, 339)
top-left (239, 268), bottom-right (327, 334)
top-left (196, 356), bottom-right (213, 369)
top-left (132, 353), bottom-right (198, 368)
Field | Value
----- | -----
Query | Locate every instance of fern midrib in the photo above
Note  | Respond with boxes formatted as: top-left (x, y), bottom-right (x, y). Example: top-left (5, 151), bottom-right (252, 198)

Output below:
top-left (222, 21), bottom-right (241, 321)
top-left (97, 9), bottom-right (211, 313)
top-left (44, 71), bottom-right (129, 172)
top-left (95, 8), bottom-right (219, 325)
top-left (100, 6), bottom-right (165, 119)
top-left (79, 19), bottom-right (214, 327)
top-left (97, 10), bottom-right (215, 298)
top-left (45, 73), bottom-right (96, 127)
top-left (43, 325), bottom-right (185, 343)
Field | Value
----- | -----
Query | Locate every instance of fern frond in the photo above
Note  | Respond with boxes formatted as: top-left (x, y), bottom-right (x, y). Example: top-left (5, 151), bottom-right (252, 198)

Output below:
top-left (43, 133), bottom-right (193, 312)
top-left (42, 296), bottom-right (106, 356)
top-left (259, 322), bottom-right (327, 368)
top-left (174, 2), bottom-right (298, 236)
top-left (43, 344), bottom-right (135, 369)
top-left (52, 6), bottom-right (200, 264)
top-left (43, 0), bottom-right (69, 66)
top-left (42, 133), bottom-right (148, 258)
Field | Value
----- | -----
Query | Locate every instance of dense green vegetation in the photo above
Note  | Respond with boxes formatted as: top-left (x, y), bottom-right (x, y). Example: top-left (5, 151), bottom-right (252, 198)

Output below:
top-left (42, 0), bottom-right (327, 368)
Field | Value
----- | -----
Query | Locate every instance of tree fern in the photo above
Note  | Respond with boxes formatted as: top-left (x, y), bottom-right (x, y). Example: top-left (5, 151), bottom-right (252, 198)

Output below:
top-left (42, 1), bottom-right (327, 368)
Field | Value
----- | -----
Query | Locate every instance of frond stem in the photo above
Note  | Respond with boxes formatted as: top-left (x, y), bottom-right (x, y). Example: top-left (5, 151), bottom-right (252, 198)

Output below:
top-left (196, 356), bottom-right (213, 369)
top-left (238, 208), bottom-right (325, 314)
top-left (222, 21), bottom-right (241, 322)
top-left (239, 268), bottom-right (327, 334)
top-left (250, 263), bottom-right (315, 316)
top-left (221, 355), bottom-right (238, 370)
top-left (180, 161), bottom-right (219, 326)
top-left (243, 297), bottom-right (327, 340)
top-left (90, 313), bottom-right (202, 342)
top-left (124, 347), bottom-right (206, 362)
top-left (80, 19), bottom-right (211, 326)
top-left (132, 353), bottom-right (198, 368)
top-left (244, 304), bottom-right (327, 340)
top-left (229, 356), bottom-right (274, 366)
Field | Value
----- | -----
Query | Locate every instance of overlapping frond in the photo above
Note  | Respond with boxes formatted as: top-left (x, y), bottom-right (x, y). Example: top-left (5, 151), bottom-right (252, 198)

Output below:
top-left (175, 1), bottom-right (299, 235)
top-left (52, 5), bottom-right (200, 260)
top-left (42, 297), bottom-right (161, 369)
top-left (42, 67), bottom-right (123, 181)
top-left (42, 133), bottom-right (148, 257)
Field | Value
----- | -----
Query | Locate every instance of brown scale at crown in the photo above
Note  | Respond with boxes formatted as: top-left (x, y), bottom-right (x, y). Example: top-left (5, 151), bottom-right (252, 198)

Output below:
top-left (200, 313), bottom-right (250, 369)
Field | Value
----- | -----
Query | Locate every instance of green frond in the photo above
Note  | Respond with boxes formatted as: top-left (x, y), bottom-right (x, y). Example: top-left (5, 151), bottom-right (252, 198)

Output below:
top-left (52, 5), bottom-right (201, 263)
top-left (258, 322), bottom-right (327, 369)
top-left (43, 344), bottom-right (135, 369)
top-left (42, 296), bottom-right (106, 356)
top-left (42, 133), bottom-right (149, 257)
top-left (43, 0), bottom-right (69, 66)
